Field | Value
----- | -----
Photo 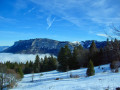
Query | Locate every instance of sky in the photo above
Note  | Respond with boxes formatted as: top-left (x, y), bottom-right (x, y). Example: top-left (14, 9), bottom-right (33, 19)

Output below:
top-left (0, 0), bottom-right (120, 46)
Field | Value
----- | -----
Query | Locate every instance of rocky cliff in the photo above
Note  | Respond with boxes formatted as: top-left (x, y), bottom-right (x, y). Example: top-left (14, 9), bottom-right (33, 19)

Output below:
top-left (3, 38), bottom-right (106, 55)
top-left (3, 38), bottom-right (80, 55)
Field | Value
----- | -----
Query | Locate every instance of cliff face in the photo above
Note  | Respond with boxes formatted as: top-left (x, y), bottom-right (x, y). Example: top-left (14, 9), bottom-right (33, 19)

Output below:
top-left (3, 38), bottom-right (106, 55)
top-left (3, 38), bottom-right (80, 55)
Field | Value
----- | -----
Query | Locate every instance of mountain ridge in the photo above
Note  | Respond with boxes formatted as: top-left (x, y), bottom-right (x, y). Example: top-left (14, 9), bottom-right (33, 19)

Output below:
top-left (2, 38), bottom-right (106, 55)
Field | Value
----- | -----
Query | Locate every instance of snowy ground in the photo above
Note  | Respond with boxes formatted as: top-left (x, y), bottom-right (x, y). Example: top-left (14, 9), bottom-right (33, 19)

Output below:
top-left (11, 64), bottom-right (120, 90)
top-left (0, 53), bottom-right (52, 63)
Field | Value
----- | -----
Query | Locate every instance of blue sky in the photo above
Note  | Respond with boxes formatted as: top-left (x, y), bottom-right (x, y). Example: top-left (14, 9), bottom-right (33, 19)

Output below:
top-left (0, 0), bottom-right (120, 46)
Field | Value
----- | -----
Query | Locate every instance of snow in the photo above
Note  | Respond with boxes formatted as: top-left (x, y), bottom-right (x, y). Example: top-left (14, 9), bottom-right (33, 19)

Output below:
top-left (11, 64), bottom-right (120, 90)
top-left (0, 53), bottom-right (52, 63)
top-left (72, 41), bottom-right (80, 45)
top-left (80, 41), bottom-right (84, 47)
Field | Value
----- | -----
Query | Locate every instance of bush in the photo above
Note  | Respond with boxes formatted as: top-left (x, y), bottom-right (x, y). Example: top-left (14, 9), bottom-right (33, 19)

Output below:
top-left (70, 73), bottom-right (79, 78)
top-left (115, 69), bottom-right (119, 73)
top-left (86, 60), bottom-right (95, 76)
top-left (55, 78), bottom-right (60, 80)
top-left (40, 73), bottom-right (43, 76)
top-left (110, 60), bottom-right (120, 73)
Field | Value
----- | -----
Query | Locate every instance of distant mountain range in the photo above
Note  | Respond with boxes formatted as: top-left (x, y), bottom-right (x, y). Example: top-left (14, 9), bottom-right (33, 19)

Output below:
top-left (0, 46), bottom-right (9, 51)
top-left (2, 38), bottom-right (107, 55)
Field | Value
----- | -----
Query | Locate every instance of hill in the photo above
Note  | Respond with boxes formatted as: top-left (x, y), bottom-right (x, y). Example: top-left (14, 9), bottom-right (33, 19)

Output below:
top-left (12, 64), bottom-right (120, 90)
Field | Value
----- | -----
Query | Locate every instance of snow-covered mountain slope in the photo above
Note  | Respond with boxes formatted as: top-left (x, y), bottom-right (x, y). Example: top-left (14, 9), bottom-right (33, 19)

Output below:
top-left (12, 64), bottom-right (120, 90)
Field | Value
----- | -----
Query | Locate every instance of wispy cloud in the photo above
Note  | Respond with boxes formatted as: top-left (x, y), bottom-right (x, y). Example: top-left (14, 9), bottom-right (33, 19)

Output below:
top-left (14, 0), bottom-right (28, 10)
top-left (47, 15), bottom-right (55, 30)
top-left (24, 7), bottom-right (35, 15)
top-left (30, 0), bottom-right (120, 27)
top-left (96, 33), bottom-right (108, 38)
top-left (0, 16), bottom-right (16, 23)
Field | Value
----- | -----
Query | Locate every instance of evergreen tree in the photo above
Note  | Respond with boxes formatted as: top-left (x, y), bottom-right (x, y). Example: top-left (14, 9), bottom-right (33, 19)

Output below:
top-left (29, 60), bottom-right (34, 73)
top-left (104, 38), bottom-right (120, 63)
top-left (69, 47), bottom-right (80, 70)
top-left (89, 41), bottom-right (98, 54)
top-left (24, 61), bottom-right (31, 74)
top-left (76, 45), bottom-right (89, 67)
top-left (42, 56), bottom-right (49, 71)
top-left (97, 48), bottom-right (104, 65)
top-left (18, 66), bottom-right (24, 78)
top-left (40, 58), bottom-right (44, 72)
top-left (34, 55), bottom-right (40, 73)
top-left (89, 41), bottom-right (98, 66)
top-left (48, 55), bottom-right (57, 71)
top-left (112, 38), bottom-right (120, 61)
top-left (57, 45), bottom-right (72, 72)
top-left (86, 60), bottom-right (95, 76)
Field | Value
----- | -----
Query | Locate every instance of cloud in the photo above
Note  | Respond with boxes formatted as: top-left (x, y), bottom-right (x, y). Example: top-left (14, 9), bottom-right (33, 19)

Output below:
top-left (30, 0), bottom-right (120, 27)
top-left (24, 7), bottom-right (35, 15)
top-left (47, 15), bottom-right (55, 30)
top-left (0, 16), bottom-right (16, 23)
top-left (96, 33), bottom-right (109, 37)
top-left (0, 53), bottom-right (52, 63)
top-left (14, 0), bottom-right (28, 10)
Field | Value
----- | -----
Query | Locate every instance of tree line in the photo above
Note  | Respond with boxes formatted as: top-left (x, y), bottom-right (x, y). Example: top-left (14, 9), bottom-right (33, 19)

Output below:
top-left (57, 39), bottom-right (120, 72)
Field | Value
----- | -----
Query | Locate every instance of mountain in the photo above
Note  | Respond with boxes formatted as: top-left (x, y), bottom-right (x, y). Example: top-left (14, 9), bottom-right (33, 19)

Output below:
top-left (80, 40), bottom-right (106, 49)
top-left (2, 38), bottom-right (106, 55)
top-left (0, 46), bottom-right (10, 51)
top-left (2, 38), bottom-right (80, 55)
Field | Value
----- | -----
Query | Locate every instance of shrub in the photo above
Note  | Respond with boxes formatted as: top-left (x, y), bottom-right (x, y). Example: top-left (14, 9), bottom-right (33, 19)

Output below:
top-left (86, 60), bottom-right (95, 76)
top-left (55, 78), bottom-right (60, 80)
top-left (70, 73), bottom-right (79, 78)
top-left (110, 60), bottom-right (120, 73)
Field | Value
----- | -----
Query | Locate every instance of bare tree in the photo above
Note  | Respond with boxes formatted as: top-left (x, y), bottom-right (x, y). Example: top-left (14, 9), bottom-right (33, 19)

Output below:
top-left (103, 24), bottom-right (120, 40)
top-left (0, 63), bottom-right (8, 90)
top-left (0, 63), bottom-right (18, 89)
top-left (111, 24), bottom-right (120, 36)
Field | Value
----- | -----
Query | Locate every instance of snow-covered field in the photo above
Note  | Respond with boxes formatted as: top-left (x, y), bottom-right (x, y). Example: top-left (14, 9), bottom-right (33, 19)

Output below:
top-left (12, 64), bottom-right (120, 90)
top-left (0, 53), bottom-right (51, 63)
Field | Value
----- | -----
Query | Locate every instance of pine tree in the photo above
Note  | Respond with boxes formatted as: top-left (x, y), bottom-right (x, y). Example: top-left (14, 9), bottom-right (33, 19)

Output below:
top-left (48, 55), bottom-right (57, 71)
top-left (86, 60), bottom-right (95, 76)
top-left (29, 60), bottom-right (34, 73)
top-left (42, 56), bottom-right (49, 71)
top-left (89, 41), bottom-right (98, 54)
top-left (40, 58), bottom-right (44, 72)
top-left (24, 61), bottom-right (31, 74)
top-left (89, 41), bottom-right (98, 66)
top-left (113, 38), bottom-right (120, 61)
top-left (69, 47), bottom-right (80, 70)
top-left (34, 55), bottom-right (40, 73)
top-left (57, 45), bottom-right (72, 72)
top-left (18, 66), bottom-right (24, 78)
